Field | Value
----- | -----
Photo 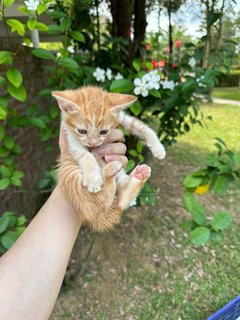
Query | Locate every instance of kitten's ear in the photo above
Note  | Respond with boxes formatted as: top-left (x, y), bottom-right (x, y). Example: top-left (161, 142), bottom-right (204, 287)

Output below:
top-left (108, 93), bottom-right (137, 113)
top-left (52, 91), bottom-right (78, 114)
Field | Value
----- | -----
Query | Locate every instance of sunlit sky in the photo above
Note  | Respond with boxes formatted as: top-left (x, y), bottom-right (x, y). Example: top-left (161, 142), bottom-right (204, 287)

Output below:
top-left (147, 0), bottom-right (240, 38)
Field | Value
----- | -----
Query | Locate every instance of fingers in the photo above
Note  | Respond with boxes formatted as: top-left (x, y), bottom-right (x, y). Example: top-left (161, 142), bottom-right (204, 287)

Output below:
top-left (105, 128), bottom-right (124, 143)
top-left (94, 142), bottom-right (126, 158)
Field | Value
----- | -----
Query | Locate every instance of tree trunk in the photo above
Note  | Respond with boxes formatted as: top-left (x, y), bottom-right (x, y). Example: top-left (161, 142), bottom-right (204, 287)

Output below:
top-left (109, 0), bottom-right (132, 38)
top-left (167, 5), bottom-right (173, 60)
top-left (133, 0), bottom-right (147, 57)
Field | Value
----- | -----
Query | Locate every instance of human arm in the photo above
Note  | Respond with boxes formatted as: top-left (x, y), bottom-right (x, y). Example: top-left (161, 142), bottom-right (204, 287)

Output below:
top-left (0, 127), bottom-right (127, 320)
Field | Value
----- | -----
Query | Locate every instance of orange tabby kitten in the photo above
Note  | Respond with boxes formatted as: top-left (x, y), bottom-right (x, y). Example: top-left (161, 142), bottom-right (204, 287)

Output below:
top-left (52, 86), bottom-right (165, 231)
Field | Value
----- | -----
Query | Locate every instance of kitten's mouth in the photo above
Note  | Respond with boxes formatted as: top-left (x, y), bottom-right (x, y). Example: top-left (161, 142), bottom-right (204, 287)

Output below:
top-left (86, 142), bottom-right (102, 148)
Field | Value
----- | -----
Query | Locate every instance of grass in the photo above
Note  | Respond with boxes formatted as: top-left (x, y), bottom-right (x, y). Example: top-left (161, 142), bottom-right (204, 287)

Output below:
top-left (212, 87), bottom-right (240, 101)
top-left (51, 103), bottom-right (240, 320)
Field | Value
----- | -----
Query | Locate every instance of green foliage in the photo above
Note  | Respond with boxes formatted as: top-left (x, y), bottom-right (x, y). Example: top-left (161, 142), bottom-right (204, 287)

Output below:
top-left (38, 167), bottom-right (56, 190)
top-left (0, 211), bottom-right (27, 254)
top-left (182, 139), bottom-right (239, 245)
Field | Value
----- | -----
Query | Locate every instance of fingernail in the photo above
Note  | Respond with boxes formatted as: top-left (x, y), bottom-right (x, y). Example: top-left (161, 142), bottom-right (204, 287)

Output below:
top-left (105, 154), bottom-right (114, 162)
top-left (95, 147), bottom-right (105, 157)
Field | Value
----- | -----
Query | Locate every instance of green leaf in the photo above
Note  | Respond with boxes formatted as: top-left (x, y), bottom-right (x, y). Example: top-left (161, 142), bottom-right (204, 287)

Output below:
top-left (16, 215), bottom-right (27, 227)
top-left (58, 57), bottom-right (79, 70)
top-left (32, 48), bottom-right (55, 60)
top-left (133, 60), bottom-right (141, 72)
top-left (49, 105), bottom-right (59, 119)
top-left (2, 0), bottom-right (15, 9)
top-left (40, 127), bottom-right (52, 141)
top-left (0, 51), bottom-right (12, 65)
top-left (17, 6), bottom-right (30, 15)
top-left (182, 79), bottom-right (196, 92)
top-left (138, 154), bottom-right (144, 162)
top-left (149, 89), bottom-right (161, 98)
top-left (0, 126), bottom-right (5, 141)
top-left (70, 31), bottom-right (85, 42)
top-left (35, 22), bottom-right (48, 31)
top-left (10, 176), bottom-right (21, 187)
top-left (207, 11), bottom-right (222, 27)
top-left (13, 171), bottom-right (24, 179)
top-left (130, 101), bottom-right (141, 116)
top-left (38, 89), bottom-right (52, 97)
top-left (0, 96), bottom-right (9, 108)
top-left (27, 18), bottom-right (37, 31)
top-left (0, 178), bottom-right (10, 190)
top-left (137, 141), bottom-right (143, 153)
top-left (12, 144), bottom-right (22, 155)
top-left (60, 18), bottom-right (71, 31)
top-left (0, 76), bottom-right (6, 86)
top-left (126, 159), bottom-right (135, 173)
top-left (0, 216), bottom-right (10, 234)
top-left (48, 10), bottom-right (67, 19)
top-left (15, 226), bottom-right (26, 236)
top-left (6, 67), bottom-right (23, 88)
top-left (129, 149), bottom-right (138, 157)
top-left (48, 25), bottom-right (63, 34)
top-left (4, 136), bottom-right (15, 150)
top-left (1, 231), bottom-right (19, 249)
top-left (6, 19), bottom-right (25, 36)
top-left (191, 227), bottom-right (210, 246)
top-left (0, 165), bottom-right (11, 178)
top-left (37, 3), bottom-right (47, 15)
top-left (30, 117), bottom-right (46, 129)
top-left (210, 230), bottom-right (223, 242)
top-left (211, 211), bottom-right (232, 230)
top-left (7, 83), bottom-right (27, 102)
top-left (110, 79), bottom-right (134, 93)
top-left (183, 175), bottom-right (202, 188)
top-left (213, 175), bottom-right (231, 195)
top-left (0, 108), bottom-right (7, 120)
top-left (38, 178), bottom-right (51, 189)
top-left (183, 192), bottom-right (206, 225)
top-left (180, 220), bottom-right (195, 231)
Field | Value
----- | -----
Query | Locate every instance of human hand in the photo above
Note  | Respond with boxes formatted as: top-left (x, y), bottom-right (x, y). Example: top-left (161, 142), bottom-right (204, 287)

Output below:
top-left (94, 129), bottom-right (128, 167)
top-left (59, 124), bottom-right (128, 167)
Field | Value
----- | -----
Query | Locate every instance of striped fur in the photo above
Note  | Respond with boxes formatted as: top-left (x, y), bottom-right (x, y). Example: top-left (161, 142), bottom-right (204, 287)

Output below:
top-left (52, 86), bottom-right (165, 231)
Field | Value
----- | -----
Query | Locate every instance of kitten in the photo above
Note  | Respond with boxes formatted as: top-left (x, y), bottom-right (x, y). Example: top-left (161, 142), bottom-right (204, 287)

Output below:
top-left (52, 86), bottom-right (165, 231)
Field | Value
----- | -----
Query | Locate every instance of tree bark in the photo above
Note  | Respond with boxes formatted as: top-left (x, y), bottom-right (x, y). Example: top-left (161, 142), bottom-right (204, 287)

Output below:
top-left (133, 0), bottom-right (147, 57)
top-left (109, 0), bottom-right (132, 38)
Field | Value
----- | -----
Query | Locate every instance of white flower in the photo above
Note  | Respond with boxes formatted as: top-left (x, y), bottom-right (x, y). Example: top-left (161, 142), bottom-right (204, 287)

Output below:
top-left (147, 71), bottom-right (160, 90)
top-left (24, 0), bottom-right (40, 11)
top-left (106, 68), bottom-right (112, 80)
top-left (196, 75), bottom-right (206, 88)
top-left (188, 57), bottom-right (197, 68)
top-left (67, 45), bottom-right (74, 53)
top-left (115, 72), bottom-right (123, 80)
top-left (93, 67), bottom-right (105, 82)
top-left (133, 78), bottom-right (149, 97)
top-left (160, 80), bottom-right (175, 90)
top-left (56, 52), bottom-right (62, 58)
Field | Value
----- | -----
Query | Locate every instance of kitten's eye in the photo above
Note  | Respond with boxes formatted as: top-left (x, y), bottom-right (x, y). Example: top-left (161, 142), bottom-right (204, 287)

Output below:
top-left (78, 129), bottom-right (87, 134)
top-left (100, 130), bottom-right (108, 135)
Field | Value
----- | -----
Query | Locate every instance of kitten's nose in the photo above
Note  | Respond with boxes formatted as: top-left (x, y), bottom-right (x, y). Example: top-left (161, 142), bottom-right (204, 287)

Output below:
top-left (88, 140), bottom-right (98, 147)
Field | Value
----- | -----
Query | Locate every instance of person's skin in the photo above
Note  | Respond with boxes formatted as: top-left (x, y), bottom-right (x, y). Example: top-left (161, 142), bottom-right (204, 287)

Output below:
top-left (0, 126), bottom-right (127, 320)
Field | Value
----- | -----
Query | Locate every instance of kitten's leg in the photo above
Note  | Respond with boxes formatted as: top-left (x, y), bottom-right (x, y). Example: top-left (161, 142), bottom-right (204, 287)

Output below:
top-left (117, 164), bottom-right (151, 210)
top-left (66, 132), bottom-right (103, 193)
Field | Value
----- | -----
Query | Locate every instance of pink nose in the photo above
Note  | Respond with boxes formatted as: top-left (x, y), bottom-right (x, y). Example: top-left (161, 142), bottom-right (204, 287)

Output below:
top-left (89, 141), bottom-right (98, 147)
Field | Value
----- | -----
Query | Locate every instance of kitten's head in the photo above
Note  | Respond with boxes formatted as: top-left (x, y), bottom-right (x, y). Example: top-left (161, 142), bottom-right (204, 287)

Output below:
top-left (52, 86), bottom-right (136, 148)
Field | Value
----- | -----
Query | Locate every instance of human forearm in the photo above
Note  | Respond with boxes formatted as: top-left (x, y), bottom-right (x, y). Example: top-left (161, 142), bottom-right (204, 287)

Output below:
top-left (0, 185), bottom-right (81, 320)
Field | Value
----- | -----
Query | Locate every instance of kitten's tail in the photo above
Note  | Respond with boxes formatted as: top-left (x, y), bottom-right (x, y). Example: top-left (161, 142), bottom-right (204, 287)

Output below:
top-left (118, 112), bottom-right (166, 160)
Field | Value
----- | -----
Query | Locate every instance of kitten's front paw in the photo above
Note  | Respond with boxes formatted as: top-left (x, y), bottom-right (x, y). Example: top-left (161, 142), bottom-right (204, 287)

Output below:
top-left (82, 172), bottom-right (103, 193)
top-left (151, 144), bottom-right (166, 160)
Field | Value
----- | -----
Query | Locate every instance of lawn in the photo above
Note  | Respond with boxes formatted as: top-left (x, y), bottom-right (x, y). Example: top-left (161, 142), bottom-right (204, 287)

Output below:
top-left (212, 87), bottom-right (240, 101)
top-left (51, 103), bottom-right (240, 320)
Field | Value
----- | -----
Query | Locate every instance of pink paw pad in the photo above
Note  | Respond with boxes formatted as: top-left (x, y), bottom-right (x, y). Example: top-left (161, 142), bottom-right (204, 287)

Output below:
top-left (132, 165), bottom-right (151, 181)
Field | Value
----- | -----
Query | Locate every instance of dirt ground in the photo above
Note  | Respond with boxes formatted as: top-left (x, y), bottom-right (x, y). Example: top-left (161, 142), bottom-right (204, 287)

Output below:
top-left (50, 145), bottom-right (240, 320)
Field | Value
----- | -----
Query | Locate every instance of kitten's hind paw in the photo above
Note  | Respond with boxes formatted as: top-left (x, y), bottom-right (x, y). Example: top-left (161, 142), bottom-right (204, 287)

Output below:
top-left (132, 164), bottom-right (151, 181)
top-left (103, 161), bottom-right (122, 178)
top-left (82, 172), bottom-right (103, 193)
